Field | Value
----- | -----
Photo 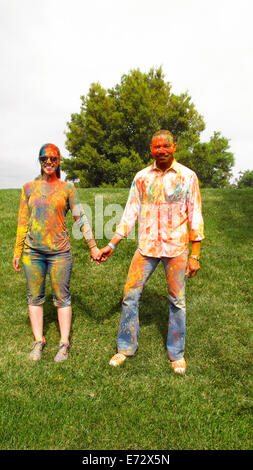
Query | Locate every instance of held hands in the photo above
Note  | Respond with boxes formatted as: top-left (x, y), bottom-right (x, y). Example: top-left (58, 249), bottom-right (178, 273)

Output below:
top-left (90, 245), bottom-right (113, 264)
top-left (90, 245), bottom-right (114, 264)
top-left (90, 246), bottom-right (101, 264)
top-left (98, 245), bottom-right (114, 262)
top-left (186, 257), bottom-right (200, 278)
top-left (12, 257), bottom-right (21, 272)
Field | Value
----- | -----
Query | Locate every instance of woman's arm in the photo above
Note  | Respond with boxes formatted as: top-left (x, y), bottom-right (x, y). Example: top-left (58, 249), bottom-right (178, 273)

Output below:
top-left (13, 187), bottom-right (30, 269)
top-left (68, 184), bottom-right (100, 262)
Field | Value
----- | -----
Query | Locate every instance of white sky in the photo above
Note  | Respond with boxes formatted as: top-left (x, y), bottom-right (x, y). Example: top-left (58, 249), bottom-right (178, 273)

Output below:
top-left (0, 0), bottom-right (252, 188)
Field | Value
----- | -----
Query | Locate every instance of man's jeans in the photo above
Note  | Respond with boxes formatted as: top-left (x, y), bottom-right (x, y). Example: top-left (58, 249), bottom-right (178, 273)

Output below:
top-left (117, 249), bottom-right (188, 361)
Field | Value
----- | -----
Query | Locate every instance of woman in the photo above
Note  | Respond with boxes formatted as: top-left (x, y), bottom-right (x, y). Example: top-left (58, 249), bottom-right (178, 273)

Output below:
top-left (12, 143), bottom-right (100, 362)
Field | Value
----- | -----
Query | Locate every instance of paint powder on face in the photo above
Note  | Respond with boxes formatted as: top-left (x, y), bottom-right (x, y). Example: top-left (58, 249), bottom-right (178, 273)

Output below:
top-left (39, 143), bottom-right (61, 172)
top-left (39, 143), bottom-right (60, 158)
top-left (151, 134), bottom-right (175, 161)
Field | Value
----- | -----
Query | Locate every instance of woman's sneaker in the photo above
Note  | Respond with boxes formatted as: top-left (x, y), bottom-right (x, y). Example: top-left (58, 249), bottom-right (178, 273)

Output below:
top-left (54, 342), bottom-right (69, 362)
top-left (29, 340), bottom-right (46, 361)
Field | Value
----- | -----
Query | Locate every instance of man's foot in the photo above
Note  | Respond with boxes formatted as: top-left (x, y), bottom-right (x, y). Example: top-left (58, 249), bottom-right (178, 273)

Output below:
top-left (109, 353), bottom-right (127, 367)
top-left (171, 357), bottom-right (186, 375)
top-left (29, 339), bottom-right (46, 361)
top-left (54, 342), bottom-right (69, 362)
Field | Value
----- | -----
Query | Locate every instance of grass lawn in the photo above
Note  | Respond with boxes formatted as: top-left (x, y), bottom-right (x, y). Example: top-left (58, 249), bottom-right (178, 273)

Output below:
top-left (0, 187), bottom-right (252, 450)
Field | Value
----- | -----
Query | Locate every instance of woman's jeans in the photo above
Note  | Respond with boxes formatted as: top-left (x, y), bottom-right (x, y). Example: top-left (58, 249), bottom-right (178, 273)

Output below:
top-left (117, 249), bottom-right (188, 361)
top-left (22, 247), bottom-right (73, 307)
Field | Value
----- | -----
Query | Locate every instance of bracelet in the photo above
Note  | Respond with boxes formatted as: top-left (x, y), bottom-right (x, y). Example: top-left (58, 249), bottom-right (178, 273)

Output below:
top-left (86, 238), bottom-right (96, 249)
top-left (88, 243), bottom-right (97, 249)
top-left (189, 255), bottom-right (200, 261)
top-left (108, 242), bottom-right (116, 251)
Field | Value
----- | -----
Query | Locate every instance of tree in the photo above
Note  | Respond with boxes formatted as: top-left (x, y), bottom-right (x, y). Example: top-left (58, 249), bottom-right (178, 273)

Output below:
top-left (63, 67), bottom-right (233, 187)
top-left (236, 170), bottom-right (253, 188)
top-left (177, 132), bottom-right (234, 187)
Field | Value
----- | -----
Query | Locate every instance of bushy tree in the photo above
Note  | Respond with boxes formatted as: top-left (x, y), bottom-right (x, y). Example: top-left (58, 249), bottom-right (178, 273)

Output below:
top-left (236, 170), bottom-right (253, 188)
top-left (178, 132), bottom-right (234, 187)
top-left (63, 67), bottom-right (234, 187)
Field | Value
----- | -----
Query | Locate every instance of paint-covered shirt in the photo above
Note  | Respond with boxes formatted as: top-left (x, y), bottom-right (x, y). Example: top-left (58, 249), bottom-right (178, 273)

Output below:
top-left (116, 160), bottom-right (204, 258)
top-left (14, 178), bottom-right (95, 258)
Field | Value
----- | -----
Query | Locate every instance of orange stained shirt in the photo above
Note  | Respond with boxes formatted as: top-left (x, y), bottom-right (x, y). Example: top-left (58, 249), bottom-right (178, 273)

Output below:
top-left (14, 178), bottom-right (95, 258)
top-left (116, 160), bottom-right (204, 258)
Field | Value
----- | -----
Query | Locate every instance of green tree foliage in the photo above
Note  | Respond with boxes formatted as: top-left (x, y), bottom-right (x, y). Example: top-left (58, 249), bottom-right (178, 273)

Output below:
top-left (63, 67), bottom-right (234, 187)
top-left (236, 170), bottom-right (253, 188)
top-left (178, 132), bottom-right (234, 187)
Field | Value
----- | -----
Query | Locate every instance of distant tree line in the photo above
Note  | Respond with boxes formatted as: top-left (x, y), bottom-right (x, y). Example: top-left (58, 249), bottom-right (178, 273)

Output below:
top-left (62, 67), bottom-right (235, 188)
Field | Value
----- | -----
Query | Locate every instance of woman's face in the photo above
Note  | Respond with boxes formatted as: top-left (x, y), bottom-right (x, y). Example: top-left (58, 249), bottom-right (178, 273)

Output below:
top-left (40, 155), bottom-right (59, 175)
top-left (39, 144), bottom-right (60, 176)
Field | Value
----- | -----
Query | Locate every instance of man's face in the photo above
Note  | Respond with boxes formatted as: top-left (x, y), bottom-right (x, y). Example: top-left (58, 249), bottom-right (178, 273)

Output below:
top-left (151, 134), bottom-right (176, 163)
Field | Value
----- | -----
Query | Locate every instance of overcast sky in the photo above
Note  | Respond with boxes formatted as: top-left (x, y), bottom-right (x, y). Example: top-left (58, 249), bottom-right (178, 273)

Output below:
top-left (0, 0), bottom-right (252, 188)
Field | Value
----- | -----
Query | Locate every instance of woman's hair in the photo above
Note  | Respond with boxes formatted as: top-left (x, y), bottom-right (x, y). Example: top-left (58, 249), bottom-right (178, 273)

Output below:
top-left (39, 143), bottom-right (61, 179)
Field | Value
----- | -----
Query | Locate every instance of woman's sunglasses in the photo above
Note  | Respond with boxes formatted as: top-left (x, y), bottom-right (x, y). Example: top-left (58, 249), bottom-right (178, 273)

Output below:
top-left (39, 156), bottom-right (58, 164)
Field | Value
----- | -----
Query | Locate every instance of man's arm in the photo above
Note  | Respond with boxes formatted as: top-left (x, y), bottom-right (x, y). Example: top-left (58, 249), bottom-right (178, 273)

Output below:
top-left (98, 176), bottom-right (141, 262)
top-left (186, 172), bottom-right (204, 278)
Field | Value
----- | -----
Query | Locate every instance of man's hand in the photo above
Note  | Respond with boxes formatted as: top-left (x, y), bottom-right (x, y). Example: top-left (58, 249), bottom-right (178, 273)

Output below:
top-left (12, 257), bottom-right (21, 272)
top-left (90, 246), bottom-right (101, 264)
top-left (98, 245), bottom-right (114, 262)
top-left (186, 257), bottom-right (200, 278)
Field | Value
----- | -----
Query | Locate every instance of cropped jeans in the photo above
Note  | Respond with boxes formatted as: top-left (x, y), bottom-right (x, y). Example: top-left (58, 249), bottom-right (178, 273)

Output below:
top-left (117, 249), bottom-right (188, 361)
top-left (22, 247), bottom-right (73, 308)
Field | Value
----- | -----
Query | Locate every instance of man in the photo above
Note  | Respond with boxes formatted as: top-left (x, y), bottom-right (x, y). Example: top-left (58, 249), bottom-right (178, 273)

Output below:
top-left (99, 130), bottom-right (204, 374)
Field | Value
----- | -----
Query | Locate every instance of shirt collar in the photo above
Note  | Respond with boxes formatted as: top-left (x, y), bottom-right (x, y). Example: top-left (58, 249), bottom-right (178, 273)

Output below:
top-left (151, 159), bottom-right (178, 174)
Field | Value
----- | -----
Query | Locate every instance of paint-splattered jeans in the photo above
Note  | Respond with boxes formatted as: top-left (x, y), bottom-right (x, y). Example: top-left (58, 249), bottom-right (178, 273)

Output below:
top-left (117, 249), bottom-right (188, 361)
top-left (22, 247), bottom-right (72, 307)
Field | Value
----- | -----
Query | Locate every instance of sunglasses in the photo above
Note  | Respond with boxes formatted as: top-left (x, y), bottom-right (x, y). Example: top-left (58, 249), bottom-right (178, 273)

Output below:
top-left (39, 156), bottom-right (58, 163)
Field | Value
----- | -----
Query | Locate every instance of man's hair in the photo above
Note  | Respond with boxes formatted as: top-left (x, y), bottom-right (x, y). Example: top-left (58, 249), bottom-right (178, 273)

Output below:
top-left (152, 129), bottom-right (174, 142)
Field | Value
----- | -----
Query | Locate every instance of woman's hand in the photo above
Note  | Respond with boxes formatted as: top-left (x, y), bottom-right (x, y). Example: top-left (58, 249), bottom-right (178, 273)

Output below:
top-left (12, 257), bottom-right (21, 272)
top-left (90, 246), bottom-right (101, 264)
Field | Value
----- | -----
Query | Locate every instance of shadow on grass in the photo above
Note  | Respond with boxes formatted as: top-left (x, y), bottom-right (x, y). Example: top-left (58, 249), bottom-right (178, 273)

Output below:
top-left (84, 285), bottom-right (170, 351)
top-left (79, 295), bottom-right (123, 321)
top-left (140, 290), bottom-right (169, 350)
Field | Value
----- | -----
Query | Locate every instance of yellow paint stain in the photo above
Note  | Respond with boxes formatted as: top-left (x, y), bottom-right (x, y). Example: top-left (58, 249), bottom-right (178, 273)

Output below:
top-left (22, 254), bottom-right (31, 266)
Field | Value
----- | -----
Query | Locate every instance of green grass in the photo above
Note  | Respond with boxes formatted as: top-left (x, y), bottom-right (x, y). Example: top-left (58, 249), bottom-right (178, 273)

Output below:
top-left (0, 187), bottom-right (252, 450)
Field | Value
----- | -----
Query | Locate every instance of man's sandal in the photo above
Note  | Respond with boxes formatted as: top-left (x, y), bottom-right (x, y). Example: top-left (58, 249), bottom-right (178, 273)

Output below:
top-left (109, 353), bottom-right (127, 367)
top-left (171, 357), bottom-right (186, 375)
